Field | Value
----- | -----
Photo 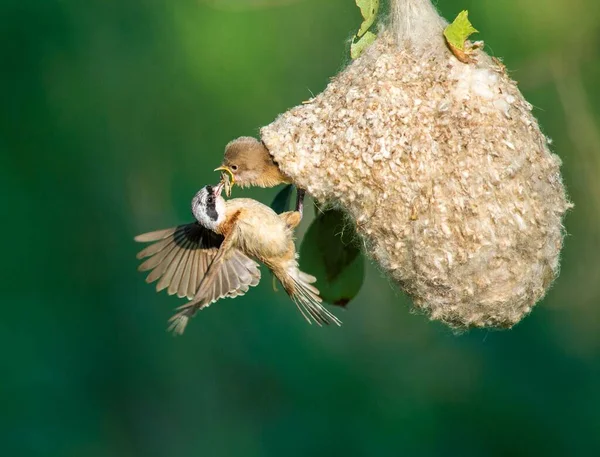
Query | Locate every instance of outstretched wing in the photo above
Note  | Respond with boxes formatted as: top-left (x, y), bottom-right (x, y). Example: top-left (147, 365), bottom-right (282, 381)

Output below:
top-left (167, 229), bottom-right (263, 334)
top-left (135, 223), bottom-right (261, 305)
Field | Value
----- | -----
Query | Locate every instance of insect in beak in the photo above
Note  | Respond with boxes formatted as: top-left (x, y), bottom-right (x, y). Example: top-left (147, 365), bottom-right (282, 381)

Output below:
top-left (214, 166), bottom-right (235, 197)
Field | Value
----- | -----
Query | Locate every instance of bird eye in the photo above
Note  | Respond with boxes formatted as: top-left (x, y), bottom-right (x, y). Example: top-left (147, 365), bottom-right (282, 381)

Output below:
top-left (207, 195), bottom-right (214, 204)
top-left (231, 164), bottom-right (238, 171)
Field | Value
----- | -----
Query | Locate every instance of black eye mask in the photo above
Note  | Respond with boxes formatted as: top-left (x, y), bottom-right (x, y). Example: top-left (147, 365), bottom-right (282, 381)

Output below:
top-left (204, 186), bottom-right (218, 221)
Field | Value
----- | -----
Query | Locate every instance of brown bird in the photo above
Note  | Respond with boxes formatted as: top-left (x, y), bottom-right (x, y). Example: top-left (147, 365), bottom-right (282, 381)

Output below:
top-left (135, 184), bottom-right (340, 333)
top-left (215, 136), bottom-right (306, 215)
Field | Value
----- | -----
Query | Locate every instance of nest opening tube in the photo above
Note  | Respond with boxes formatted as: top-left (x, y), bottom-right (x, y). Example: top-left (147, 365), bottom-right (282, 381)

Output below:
top-left (390, 0), bottom-right (449, 55)
top-left (259, 0), bottom-right (572, 329)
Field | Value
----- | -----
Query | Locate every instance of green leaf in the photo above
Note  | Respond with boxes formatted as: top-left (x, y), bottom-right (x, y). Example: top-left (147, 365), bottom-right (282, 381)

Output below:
top-left (270, 184), bottom-right (294, 214)
top-left (350, 0), bottom-right (379, 59)
top-left (299, 209), bottom-right (365, 307)
top-left (356, 0), bottom-right (379, 37)
top-left (443, 10), bottom-right (478, 51)
top-left (350, 31), bottom-right (377, 59)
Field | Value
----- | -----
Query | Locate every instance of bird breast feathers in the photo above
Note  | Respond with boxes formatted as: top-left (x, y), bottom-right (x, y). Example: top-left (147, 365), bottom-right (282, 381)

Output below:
top-left (225, 199), bottom-right (292, 258)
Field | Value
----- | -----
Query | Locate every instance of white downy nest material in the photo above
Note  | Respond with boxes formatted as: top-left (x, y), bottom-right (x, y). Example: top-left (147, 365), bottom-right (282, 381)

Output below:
top-left (260, 15), bottom-right (571, 329)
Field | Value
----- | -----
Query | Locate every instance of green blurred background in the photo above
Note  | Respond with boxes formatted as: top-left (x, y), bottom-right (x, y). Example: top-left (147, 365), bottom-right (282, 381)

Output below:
top-left (2, 0), bottom-right (599, 456)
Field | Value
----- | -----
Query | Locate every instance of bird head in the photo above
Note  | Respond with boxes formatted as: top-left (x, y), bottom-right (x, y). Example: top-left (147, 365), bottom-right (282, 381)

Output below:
top-left (191, 184), bottom-right (226, 232)
top-left (215, 137), bottom-right (274, 196)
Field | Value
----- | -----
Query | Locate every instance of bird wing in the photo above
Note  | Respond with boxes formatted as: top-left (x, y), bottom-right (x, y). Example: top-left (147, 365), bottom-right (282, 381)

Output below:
top-left (167, 228), bottom-right (262, 334)
top-left (135, 223), bottom-right (261, 303)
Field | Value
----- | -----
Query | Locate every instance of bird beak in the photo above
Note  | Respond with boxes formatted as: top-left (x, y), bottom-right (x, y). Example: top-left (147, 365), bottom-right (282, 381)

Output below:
top-left (215, 182), bottom-right (225, 196)
top-left (215, 166), bottom-right (235, 197)
top-left (214, 166), bottom-right (235, 187)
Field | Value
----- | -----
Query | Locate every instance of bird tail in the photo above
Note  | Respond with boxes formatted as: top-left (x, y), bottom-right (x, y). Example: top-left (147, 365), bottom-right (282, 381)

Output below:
top-left (281, 263), bottom-right (342, 326)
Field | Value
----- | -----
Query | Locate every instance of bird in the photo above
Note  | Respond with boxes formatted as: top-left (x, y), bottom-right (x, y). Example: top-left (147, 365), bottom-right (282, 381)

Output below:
top-left (214, 136), bottom-right (307, 216)
top-left (134, 183), bottom-right (341, 333)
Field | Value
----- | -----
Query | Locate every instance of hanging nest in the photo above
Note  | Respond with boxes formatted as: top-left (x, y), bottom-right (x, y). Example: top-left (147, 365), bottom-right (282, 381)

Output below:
top-left (260, 0), bottom-right (571, 329)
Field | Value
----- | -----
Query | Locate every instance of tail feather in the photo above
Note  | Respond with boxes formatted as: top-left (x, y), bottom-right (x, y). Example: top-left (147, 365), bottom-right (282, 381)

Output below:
top-left (298, 271), bottom-right (316, 283)
top-left (286, 267), bottom-right (342, 326)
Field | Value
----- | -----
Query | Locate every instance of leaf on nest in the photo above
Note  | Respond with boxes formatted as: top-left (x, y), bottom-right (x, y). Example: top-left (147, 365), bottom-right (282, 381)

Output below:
top-left (351, 31), bottom-right (377, 59)
top-left (443, 10), bottom-right (479, 63)
top-left (351, 0), bottom-right (379, 59)
top-left (356, 0), bottom-right (379, 37)
top-left (300, 208), bottom-right (365, 307)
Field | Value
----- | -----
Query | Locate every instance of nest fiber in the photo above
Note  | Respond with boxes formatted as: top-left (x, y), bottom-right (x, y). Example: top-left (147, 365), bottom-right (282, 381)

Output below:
top-left (260, 1), bottom-right (571, 329)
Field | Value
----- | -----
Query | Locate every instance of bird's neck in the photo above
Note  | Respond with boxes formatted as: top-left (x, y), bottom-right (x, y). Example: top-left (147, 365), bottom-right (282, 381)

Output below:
top-left (251, 164), bottom-right (292, 188)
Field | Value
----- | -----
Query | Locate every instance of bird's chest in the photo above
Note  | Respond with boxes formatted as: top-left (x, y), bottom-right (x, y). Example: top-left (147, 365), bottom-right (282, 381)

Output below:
top-left (235, 213), bottom-right (290, 260)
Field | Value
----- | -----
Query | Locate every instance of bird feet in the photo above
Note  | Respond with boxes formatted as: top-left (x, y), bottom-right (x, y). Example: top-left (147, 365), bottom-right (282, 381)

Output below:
top-left (295, 188), bottom-right (306, 218)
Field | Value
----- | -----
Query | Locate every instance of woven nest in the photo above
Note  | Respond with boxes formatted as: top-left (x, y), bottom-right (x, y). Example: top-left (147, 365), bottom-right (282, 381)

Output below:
top-left (259, 6), bottom-right (571, 329)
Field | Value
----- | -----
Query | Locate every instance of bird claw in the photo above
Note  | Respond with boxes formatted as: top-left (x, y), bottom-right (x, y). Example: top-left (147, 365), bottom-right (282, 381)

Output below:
top-left (295, 188), bottom-right (306, 218)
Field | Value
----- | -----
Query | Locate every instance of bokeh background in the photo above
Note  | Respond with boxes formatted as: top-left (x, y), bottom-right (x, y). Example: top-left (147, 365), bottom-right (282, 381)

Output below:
top-left (2, 0), bottom-right (599, 456)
